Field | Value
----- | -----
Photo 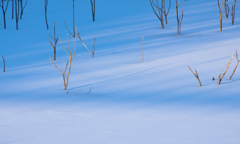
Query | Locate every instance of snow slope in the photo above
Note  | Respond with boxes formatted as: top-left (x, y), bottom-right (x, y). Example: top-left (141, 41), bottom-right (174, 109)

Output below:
top-left (0, 0), bottom-right (240, 144)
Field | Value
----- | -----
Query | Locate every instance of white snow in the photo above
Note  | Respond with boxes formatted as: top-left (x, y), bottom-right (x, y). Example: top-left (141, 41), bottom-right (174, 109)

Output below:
top-left (0, 0), bottom-right (240, 144)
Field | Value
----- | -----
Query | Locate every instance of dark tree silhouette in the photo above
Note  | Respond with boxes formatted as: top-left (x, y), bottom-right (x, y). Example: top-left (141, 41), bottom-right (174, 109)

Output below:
top-left (48, 22), bottom-right (58, 61)
top-left (19, 0), bottom-right (28, 19)
top-left (0, 0), bottom-right (10, 29)
top-left (11, 0), bottom-right (14, 19)
top-left (90, 0), bottom-right (95, 21)
top-left (45, 0), bottom-right (48, 29)
top-left (15, 0), bottom-right (20, 30)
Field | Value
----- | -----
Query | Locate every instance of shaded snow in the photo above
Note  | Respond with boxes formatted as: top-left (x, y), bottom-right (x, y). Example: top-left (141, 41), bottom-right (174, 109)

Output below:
top-left (0, 0), bottom-right (240, 144)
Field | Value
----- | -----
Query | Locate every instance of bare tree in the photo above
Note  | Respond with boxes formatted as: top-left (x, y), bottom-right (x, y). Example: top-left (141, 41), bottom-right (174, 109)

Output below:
top-left (151, 0), bottom-right (171, 25)
top-left (188, 66), bottom-right (202, 87)
top-left (217, 0), bottom-right (224, 32)
top-left (230, 0), bottom-right (237, 25)
top-left (218, 54), bottom-right (233, 85)
top-left (19, 0), bottom-right (27, 19)
top-left (15, 0), bottom-right (20, 30)
top-left (0, 0), bottom-right (10, 29)
top-left (78, 33), bottom-right (96, 58)
top-left (149, 0), bottom-right (164, 29)
top-left (141, 36), bottom-right (145, 63)
top-left (2, 55), bottom-right (5, 72)
top-left (90, 0), bottom-right (95, 21)
top-left (64, 0), bottom-right (75, 37)
top-left (48, 22), bottom-right (58, 61)
top-left (45, 0), bottom-right (49, 29)
top-left (229, 50), bottom-right (240, 81)
top-left (49, 29), bottom-right (78, 90)
top-left (224, 0), bottom-right (230, 19)
top-left (175, 0), bottom-right (187, 36)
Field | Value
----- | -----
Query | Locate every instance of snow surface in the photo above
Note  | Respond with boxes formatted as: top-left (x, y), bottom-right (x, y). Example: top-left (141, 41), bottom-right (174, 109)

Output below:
top-left (0, 0), bottom-right (240, 144)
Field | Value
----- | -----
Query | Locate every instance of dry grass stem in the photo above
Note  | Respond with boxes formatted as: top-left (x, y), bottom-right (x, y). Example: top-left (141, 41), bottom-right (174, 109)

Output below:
top-left (229, 50), bottom-right (240, 81)
top-left (188, 66), bottom-right (202, 87)
top-left (218, 54), bottom-right (233, 85)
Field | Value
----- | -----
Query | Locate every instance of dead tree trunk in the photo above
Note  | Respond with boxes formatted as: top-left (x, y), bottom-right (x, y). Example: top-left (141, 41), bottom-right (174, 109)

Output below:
top-left (149, 0), bottom-right (164, 29)
top-left (15, 0), bottom-right (20, 30)
top-left (229, 50), bottom-right (240, 81)
top-left (48, 22), bottom-right (58, 61)
top-left (2, 55), bottom-right (5, 72)
top-left (78, 33), bottom-right (96, 58)
top-left (90, 0), bottom-right (95, 21)
top-left (45, 0), bottom-right (49, 29)
top-left (217, 0), bottom-right (224, 32)
top-left (224, 0), bottom-right (230, 19)
top-left (0, 0), bottom-right (10, 29)
top-left (49, 28), bottom-right (78, 90)
top-left (175, 0), bottom-right (186, 36)
top-left (188, 66), bottom-right (202, 87)
top-left (218, 54), bottom-right (233, 85)
top-left (230, 0), bottom-right (237, 25)
top-left (19, 0), bottom-right (28, 19)
top-left (64, 0), bottom-right (75, 37)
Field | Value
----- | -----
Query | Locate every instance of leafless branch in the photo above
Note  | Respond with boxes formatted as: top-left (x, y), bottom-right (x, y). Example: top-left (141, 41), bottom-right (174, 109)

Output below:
top-left (64, 20), bottom-right (74, 37)
top-left (20, 0), bottom-right (28, 19)
top-left (78, 33), bottom-right (96, 58)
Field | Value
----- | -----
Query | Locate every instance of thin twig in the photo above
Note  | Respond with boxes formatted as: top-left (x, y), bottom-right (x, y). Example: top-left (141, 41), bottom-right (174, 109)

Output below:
top-left (2, 55), bottom-right (5, 72)
top-left (78, 33), bottom-right (95, 58)
top-left (87, 87), bottom-right (92, 94)
top-left (64, 20), bottom-right (74, 37)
